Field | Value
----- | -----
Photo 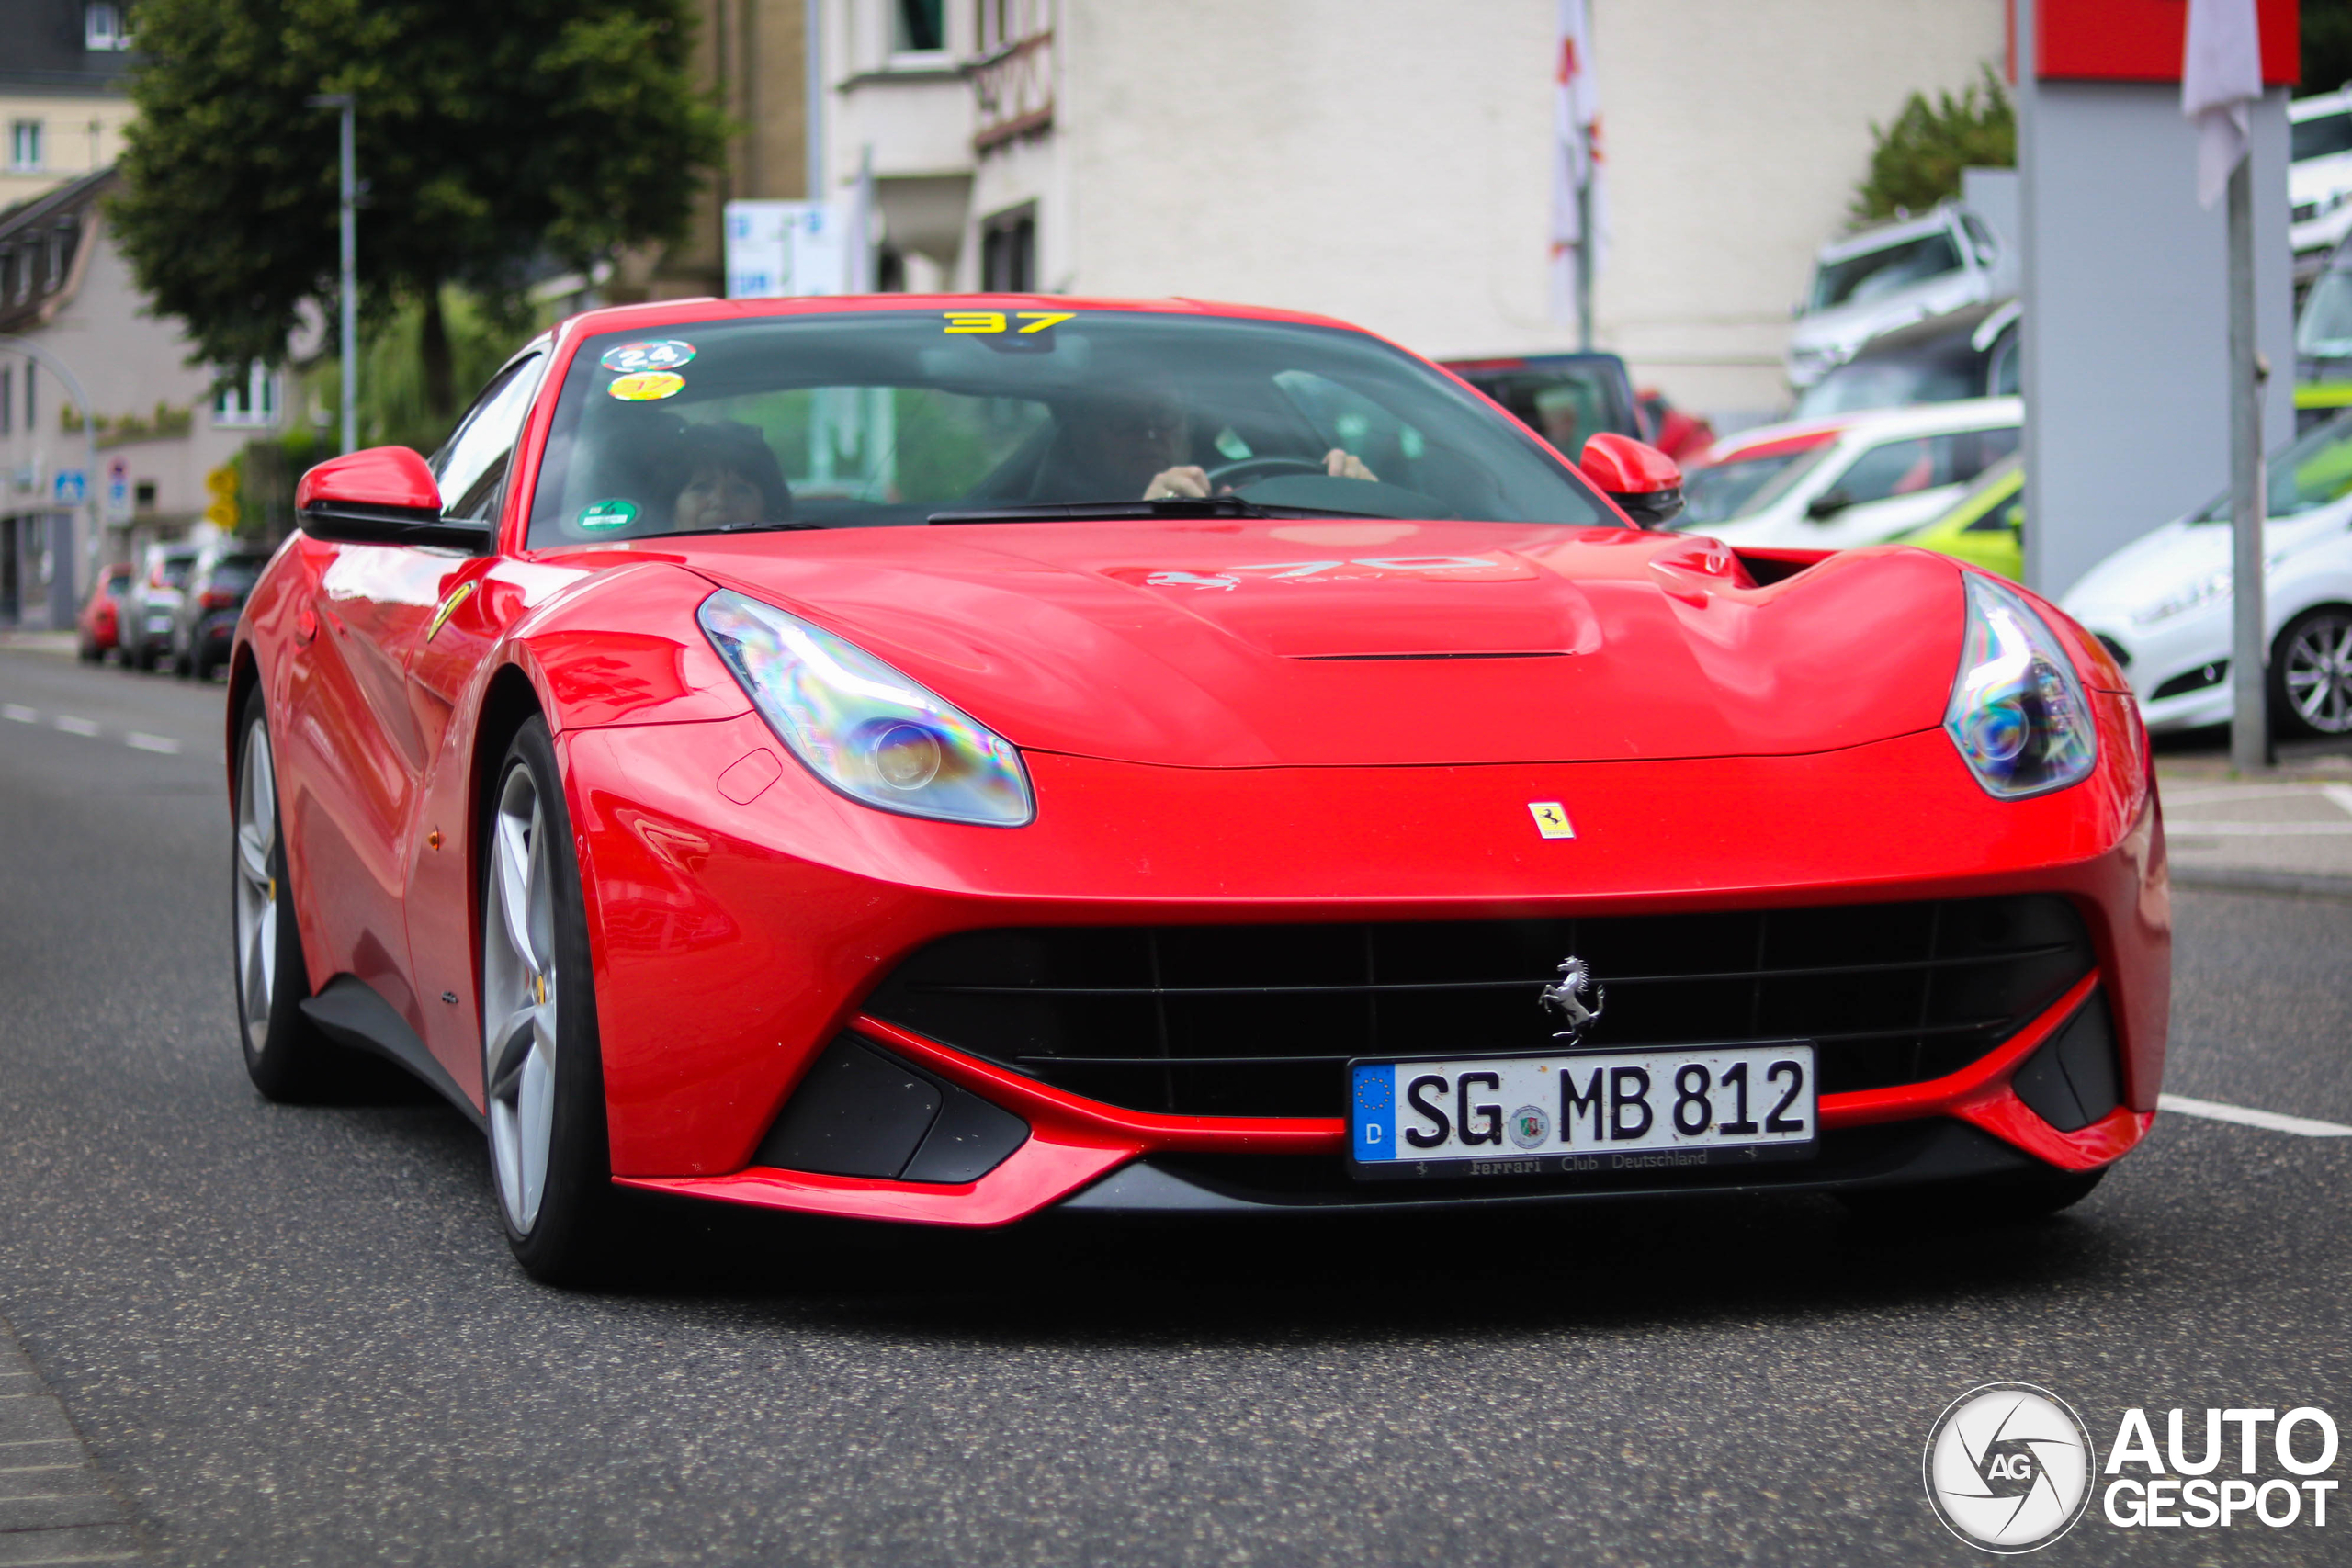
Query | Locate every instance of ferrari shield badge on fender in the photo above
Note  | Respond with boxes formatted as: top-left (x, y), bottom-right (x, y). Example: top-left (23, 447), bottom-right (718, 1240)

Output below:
top-left (1528, 801), bottom-right (1575, 840)
top-left (425, 581), bottom-right (477, 643)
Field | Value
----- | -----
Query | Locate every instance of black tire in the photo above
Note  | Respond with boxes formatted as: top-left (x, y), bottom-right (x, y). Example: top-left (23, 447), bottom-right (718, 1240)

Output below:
top-left (232, 686), bottom-right (350, 1099)
top-left (77, 637), bottom-right (98, 662)
top-left (1840, 1167), bottom-right (2106, 1227)
top-left (2269, 604), bottom-right (2352, 739)
top-left (480, 717), bottom-right (616, 1283)
top-left (173, 643), bottom-right (194, 679)
top-left (193, 648), bottom-right (216, 682)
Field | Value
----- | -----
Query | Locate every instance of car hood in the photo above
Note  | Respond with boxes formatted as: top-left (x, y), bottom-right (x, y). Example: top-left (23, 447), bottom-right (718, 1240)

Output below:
top-left (2064, 507), bottom-right (2351, 620)
top-left (1791, 276), bottom-right (1980, 357)
top-left (657, 520), bottom-right (1963, 768)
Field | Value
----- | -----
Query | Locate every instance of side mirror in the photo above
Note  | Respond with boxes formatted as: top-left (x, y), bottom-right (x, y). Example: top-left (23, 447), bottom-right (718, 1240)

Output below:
top-left (1579, 433), bottom-right (1684, 527)
top-left (1805, 488), bottom-right (1854, 521)
top-left (295, 446), bottom-right (491, 552)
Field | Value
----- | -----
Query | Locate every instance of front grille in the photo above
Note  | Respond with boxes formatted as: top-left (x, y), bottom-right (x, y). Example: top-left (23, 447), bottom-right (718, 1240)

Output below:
top-left (863, 896), bottom-right (2094, 1118)
top-left (2151, 660), bottom-right (2228, 701)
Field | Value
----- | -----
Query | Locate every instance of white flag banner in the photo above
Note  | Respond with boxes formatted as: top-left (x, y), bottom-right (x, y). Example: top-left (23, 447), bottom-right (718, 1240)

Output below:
top-left (1549, 0), bottom-right (1606, 325)
top-left (2183, 0), bottom-right (2263, 209)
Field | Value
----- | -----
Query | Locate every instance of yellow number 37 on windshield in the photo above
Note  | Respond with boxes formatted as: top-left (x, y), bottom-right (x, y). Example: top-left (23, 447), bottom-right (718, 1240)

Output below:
top-left (943, 310), bottom-right (1075, 334)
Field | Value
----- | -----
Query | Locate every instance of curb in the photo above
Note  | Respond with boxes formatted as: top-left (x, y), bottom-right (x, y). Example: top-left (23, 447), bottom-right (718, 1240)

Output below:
top-left (2171, 866), bottom-right (2352, 901)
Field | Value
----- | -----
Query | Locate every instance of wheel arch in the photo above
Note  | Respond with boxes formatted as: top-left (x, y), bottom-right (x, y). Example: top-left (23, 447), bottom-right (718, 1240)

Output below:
top-left (469, 663), bottom-right (548, 894)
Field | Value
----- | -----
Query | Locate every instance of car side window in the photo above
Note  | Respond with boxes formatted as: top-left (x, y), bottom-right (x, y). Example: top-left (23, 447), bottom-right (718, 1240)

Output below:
top-left (431, 353), bottom-right (547, 520)
top-left (1834, 434), bottom-right (1962, 506)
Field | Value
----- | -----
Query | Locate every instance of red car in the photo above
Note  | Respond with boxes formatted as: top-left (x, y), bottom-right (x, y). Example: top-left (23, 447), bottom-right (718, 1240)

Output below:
top-left (227, 296), bottom-right (2167, 1282)
top-left (77, 563), bottom-right (132, 661)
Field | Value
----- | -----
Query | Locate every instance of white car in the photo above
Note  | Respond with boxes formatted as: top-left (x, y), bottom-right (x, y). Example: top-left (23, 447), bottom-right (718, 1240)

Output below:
top-left (2062, 414), bottom-right (2352, 738)
top-left (2291, 88), bottom-right (2352, 261)
top-left (1678, 398), bottom-right (2022, 553)
top-left (1784, 205), bottom-right (2009, 389)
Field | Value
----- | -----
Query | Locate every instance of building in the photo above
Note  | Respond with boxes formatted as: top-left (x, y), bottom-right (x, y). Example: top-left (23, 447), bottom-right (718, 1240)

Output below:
top-left (0, 0), bottom-right (138, 212)
top-left (800, 0), bottom-right (2003, 424)
top-left (0, 167), bottom-right (278, 628)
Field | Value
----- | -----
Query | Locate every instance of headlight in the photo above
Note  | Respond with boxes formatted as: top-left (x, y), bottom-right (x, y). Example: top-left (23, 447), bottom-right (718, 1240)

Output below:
top-left (1944, 574), bottom-right (2098, 799)
top-left (2130, 569), bottom-right (2231, 626)
top-left (697, 590), bottom-right (1035, 826)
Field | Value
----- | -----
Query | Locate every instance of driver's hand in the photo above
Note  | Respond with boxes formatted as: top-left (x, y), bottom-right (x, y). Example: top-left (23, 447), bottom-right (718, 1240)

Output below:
top-left (1324, 448), bottom-right (1378, 482)
top-left (1145, 466), bottom-right (1211, 500)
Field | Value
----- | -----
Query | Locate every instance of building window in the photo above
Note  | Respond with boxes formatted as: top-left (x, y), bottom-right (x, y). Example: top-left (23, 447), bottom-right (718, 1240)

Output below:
top-left (8, 121), bottom-right (41, 172)
top-left (213, 365), bottom-right (281, 429)
top-left (85, 3), bottom-right (131, 51)
top-left (980, 206), bottom-right (1035, 292)
top-left (893, 0), bottom-right (945, 52)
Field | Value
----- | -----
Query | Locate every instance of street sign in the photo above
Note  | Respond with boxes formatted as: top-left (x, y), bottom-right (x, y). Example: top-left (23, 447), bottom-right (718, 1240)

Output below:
top-left (203, 464), bottom-right (239, 530)
top-left (105, 457), bottom-right (130, 523)
top-left (724, 200), bottom-right (849, 299)
top-left (52, 469), bottom-right (85, 504)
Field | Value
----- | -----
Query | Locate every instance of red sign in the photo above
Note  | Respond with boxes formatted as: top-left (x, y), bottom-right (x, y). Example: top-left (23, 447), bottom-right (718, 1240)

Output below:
top-left (2021, 0), bottom-right (2297, 85)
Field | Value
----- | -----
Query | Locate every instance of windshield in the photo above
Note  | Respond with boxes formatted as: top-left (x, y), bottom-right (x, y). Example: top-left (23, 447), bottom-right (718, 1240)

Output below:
top-left (2297, 271), bottom-right (2352, 358)
top-left (2196, 412), bottom-right (2352, 522)
top-left (1793, 352), bottom-right (1977, 418)
top-left (1808, 231), bottom-right (1963, 312)
top-left (526, 310), bottom-right (1606, 546)
top-left (1680, 443), bottom-right (1833, 525)
top-left (2294, 110), bottom-right (2352, 164)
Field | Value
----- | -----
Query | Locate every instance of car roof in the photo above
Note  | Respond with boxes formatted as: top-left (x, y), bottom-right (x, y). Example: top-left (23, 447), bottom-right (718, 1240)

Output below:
top-left (1720, 398), bottom-right (2023, 458)
top-left (548, 293), bottom-right (1383, 363)
top-left (1697, 422), bottom-right (1850, 465)
top-left (2292, 89), bottom-right (2352, 122)
top-left (1814, 207), bottom-right (1960, 264)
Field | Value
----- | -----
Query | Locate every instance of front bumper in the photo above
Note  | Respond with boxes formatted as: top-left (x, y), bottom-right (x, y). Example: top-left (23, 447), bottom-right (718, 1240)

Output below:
top-left (569, 700), bottom-right (2165, 1227)
top-left (2073, 608), bottom-right (2235, 732)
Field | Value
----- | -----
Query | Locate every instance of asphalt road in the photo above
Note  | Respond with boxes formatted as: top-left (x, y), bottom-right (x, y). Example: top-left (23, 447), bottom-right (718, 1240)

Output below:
top-left (2, 647), bottom-right (2346, 1567)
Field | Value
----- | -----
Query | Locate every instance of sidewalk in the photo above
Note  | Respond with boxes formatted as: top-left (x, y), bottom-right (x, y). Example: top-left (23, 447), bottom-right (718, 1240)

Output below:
top-left (2158, 738), bottom-right (2352, 898)
top-left (0, 631), bottom-right (77, 657)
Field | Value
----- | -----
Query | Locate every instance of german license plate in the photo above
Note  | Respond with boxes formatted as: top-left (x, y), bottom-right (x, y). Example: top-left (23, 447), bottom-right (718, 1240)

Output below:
top-left (1348, 1043), bottom-right (1817, 1180)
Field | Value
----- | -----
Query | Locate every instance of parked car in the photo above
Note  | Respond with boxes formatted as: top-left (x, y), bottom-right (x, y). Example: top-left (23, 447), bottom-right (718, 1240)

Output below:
top-left (2063, 411), bottom-right (2352, 738)
top-left (120, 542), bottom-right (201, 671)
top-left (2293, 231), bottom-right (2352, 429)
top-left (170, 544), bottom-right (268, 681)
top-left (1676, 398), bottom-right (2021, 551)
top-left (1890, 452), bottom-right (2024, 581)
top-left (1442, 351), bottom-right (1642, 459)
top-left (75, 563), bottom-right (132, 662)
top-left (2291, 86), bottom-right (2352, 266)
top-left (1785, 204), bottom-right (2010, 389)
top-left (1793, 300), bottom-right (2019, 420)
top-left (1679, 420), bottom-right (1850, 529)
top-left (1634, 387), bottom-right (1715, 462)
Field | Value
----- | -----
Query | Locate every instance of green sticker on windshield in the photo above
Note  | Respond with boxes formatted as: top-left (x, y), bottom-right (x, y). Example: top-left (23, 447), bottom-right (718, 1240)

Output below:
top-left (578, 499), bottom-right (639, 531)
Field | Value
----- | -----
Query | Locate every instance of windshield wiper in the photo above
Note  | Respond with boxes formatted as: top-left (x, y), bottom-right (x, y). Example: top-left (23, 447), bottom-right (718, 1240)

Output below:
top-left (715, 520), bottom-right (825, 533)
top-left (928, 496), bottom-right (1375, 525)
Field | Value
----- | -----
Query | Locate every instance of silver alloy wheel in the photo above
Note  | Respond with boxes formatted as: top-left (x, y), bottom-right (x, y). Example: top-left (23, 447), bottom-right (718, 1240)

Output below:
top-left (2281, 610), bottom-right (2352, 734)
top-left (483, 761), bottom-right (560, 1234)
top-left (232, 718), bottom-right (278, 1054)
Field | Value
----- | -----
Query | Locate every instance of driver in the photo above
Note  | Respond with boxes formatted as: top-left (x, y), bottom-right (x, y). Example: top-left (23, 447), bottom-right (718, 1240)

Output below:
top-left (670, 421), bottom-right (793, 531)
top-left (1049, 387), bottom-right (1378, 501)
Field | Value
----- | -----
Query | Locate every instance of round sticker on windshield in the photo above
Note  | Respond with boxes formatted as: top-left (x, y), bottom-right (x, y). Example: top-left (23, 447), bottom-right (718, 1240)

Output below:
top-left (577, 499), bottom-right (639, 531)
top-left (606, 370), bottom-right (685, 402)
top-left (600, 339), bottom-right (696, 374)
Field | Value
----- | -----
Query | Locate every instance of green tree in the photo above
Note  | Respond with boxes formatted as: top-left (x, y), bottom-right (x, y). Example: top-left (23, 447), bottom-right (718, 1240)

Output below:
top-left (2310, 0), bottom-right (2352, 94)
top-left (1850, 66), bottom-right (2015, 228)
top-left (111, 0), bottom-right (726, 428)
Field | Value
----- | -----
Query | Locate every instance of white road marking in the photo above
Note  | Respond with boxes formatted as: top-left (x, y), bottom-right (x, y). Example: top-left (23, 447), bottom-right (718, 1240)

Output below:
top-left (1, 704), bottom-right (34, 723)
top-left (124, 732), bottom-right (180, 754)
top-left (2324, 784), bottom-right (2352, 819)
top-left (2163, 821), bottom-right (2352, 836)
top-left (52, 716), bottom-right (99, 737)
top-left (2160, 784), bottom-right (2336, 807)
top-left (2160, 1093), bottom-right (2352, 1137)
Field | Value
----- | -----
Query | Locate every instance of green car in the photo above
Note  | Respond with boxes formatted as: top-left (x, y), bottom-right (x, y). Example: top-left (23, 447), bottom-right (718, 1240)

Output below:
top-left (1892, 453), bottom-right (2022, 580)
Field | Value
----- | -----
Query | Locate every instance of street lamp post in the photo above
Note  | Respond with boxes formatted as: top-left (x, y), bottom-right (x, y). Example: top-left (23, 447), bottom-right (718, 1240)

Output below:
top-left (305, 93), bottom-right (357, 455)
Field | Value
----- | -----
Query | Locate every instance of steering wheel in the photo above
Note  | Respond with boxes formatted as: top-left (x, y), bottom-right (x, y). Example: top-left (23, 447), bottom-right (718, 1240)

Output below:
top-left (1204, 455), bottom-right (1329, 490)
